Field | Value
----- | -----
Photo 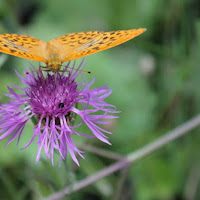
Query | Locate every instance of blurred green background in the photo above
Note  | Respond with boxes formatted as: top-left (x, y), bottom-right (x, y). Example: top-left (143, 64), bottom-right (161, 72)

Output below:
top-left (0, 0), bottom-right (200, 199)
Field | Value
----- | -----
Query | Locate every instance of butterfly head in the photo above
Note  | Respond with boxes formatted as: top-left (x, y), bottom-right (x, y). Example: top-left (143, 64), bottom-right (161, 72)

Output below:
top-left (47, 53), bottom-right (62, 72)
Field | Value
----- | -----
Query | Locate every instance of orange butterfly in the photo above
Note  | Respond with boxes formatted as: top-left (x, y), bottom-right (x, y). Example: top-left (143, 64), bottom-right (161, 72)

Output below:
top-left (0, 28), bottom-right (146, 72)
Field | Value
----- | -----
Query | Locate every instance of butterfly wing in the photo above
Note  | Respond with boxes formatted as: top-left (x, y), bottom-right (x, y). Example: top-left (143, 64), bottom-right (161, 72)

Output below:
top-left (0, 33), bottom-right (47, 62)
top-left (49, 28), bottom-right (146, 62)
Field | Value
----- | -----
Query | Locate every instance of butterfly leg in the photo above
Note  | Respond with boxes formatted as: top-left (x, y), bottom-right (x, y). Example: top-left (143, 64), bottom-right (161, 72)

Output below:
top-left (42, 69), bottom-right (51, 72)
top-left (41, 65), bottom-right (51, 72)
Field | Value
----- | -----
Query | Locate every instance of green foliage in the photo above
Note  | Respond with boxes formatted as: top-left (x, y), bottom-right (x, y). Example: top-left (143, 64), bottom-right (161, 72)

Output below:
top-left (0, 0), bottom-right (200, 199)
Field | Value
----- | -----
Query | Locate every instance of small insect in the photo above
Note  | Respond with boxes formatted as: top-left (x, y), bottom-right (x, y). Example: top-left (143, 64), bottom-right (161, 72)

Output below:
top-left (0, 28), bottom-right (146, 72)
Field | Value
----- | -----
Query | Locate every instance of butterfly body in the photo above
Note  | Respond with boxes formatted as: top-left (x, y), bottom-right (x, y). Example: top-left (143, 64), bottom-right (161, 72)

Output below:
top-left (46, 53), bottom-right (62, 72)
top-left (44, 41), bottom-right (63, 72)
top-left (0, 28), bottom-right (146, 72)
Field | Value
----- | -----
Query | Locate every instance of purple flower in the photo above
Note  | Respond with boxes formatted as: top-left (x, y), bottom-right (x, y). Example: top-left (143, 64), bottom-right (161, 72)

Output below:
top-left (0, 61), bottom-right (118, 166)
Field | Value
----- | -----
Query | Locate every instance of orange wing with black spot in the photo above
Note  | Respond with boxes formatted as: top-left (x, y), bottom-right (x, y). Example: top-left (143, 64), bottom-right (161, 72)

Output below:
top-left (0, 29), bottom-right (146, 72)
top-left (0, 33), bottom-right (47, 62)
top-left (49, 28), bottom-right (146, 62)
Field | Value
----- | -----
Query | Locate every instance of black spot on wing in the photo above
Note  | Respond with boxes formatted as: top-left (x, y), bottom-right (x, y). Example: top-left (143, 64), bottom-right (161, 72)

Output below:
top-left (10, 49), bottom-right (17, 53)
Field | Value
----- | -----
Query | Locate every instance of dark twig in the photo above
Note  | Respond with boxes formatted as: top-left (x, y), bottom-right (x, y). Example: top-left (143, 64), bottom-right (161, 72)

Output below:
top-left (184, 163), bottom-right (200, 200)
top-left (113, 165), bottom-right (131, 200)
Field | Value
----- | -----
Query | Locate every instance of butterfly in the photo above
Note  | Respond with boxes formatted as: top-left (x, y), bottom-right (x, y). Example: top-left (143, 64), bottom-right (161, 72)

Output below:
top-left (0, 28), bottom-right (146, 72)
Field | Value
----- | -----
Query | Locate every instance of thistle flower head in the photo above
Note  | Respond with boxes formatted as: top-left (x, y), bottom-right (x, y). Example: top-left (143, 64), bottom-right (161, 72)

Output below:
top-left (0, 61), bottom-right (118, 166)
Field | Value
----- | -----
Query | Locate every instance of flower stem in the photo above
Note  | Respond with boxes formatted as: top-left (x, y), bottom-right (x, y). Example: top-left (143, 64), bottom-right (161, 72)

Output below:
top-left (43, 114), bottom-right (200, 200)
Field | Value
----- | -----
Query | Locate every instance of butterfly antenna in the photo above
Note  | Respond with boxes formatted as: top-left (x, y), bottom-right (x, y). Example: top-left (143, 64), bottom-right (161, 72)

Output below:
top-left (59, 67), bottom-right (92, 74)
top-left (25, 66), bottom-right (45, 80)
top-left (79, 69), bottom-right (92, 74)
top-left (24, 69), bottom-right (40, 75)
